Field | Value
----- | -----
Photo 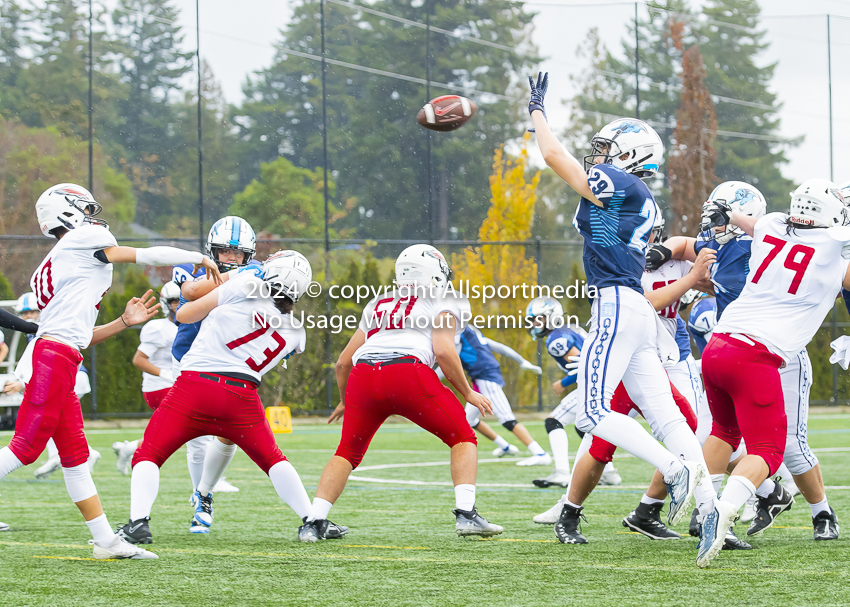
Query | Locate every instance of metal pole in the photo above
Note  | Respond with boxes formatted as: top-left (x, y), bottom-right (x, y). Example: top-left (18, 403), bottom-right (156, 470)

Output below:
top-left (88, 0), bottom-right (97, 420)
top-left (321, 0), bottom-right (333, 412)
top-left (426, 3), bottom-right (433, 243)
top-left (634, 2), bottom-right (640, 119)
top-left (536, 237), bottom-right (543, 412)
top-left (196, 0), bottom-right (204, 252)
top-left (828, 15), bottom-right (837, 405)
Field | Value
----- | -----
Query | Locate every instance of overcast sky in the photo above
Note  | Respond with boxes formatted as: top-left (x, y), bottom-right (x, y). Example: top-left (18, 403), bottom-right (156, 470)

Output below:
top-left (167, 0), bottom-right (850, 190)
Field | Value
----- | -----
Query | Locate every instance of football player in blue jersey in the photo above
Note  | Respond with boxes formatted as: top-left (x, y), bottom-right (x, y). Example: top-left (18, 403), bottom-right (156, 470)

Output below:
top-left (171, 216), bottom-right (258, 533)
top-left (529, 72), bottom-right (716, 549)
top-left (687, 295), bottom-right (717, 357)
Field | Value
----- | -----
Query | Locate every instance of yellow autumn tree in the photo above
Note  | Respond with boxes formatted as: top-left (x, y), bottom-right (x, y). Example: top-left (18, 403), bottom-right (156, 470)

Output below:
top-left (453, 134), bottom-right (541, 408)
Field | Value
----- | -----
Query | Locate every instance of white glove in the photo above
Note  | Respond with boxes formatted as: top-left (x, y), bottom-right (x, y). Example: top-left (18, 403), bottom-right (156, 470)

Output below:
top-left (829, 336), bottom-right (850, 370)
top-left (565, 355), bottom-right (580, 376)
top-left (520, 360), bottom-right (543, 375)
top-left (158, 368), bottom-right (175, 383)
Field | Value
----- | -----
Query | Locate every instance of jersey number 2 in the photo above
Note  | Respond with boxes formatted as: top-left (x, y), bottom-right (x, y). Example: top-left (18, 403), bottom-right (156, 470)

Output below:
top-left (751, 234), bottom-right (815, 295)
top-left (629, 199), bottom-right (657, 253)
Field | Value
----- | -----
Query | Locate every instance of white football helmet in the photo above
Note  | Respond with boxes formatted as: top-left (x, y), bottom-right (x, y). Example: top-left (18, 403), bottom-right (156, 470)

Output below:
top-left (526, 296), bottom-right (564, 341)
top-left (703, 181), bottom-right (766, 244)
top-left (35, 183), bottom-right (107, 237)
top-left (790, 178), bottom-right (849, 228)
top-left (584, 119), bottom-right (664, 178)
top-left (159, 281), bottom-right (181, 317)
top-left (394, 244), bottom-right (453, 290)
top-left (15, 292), bottom-right (38, 313)
top-left (651, 204), bottom-right (665, 243)
top-left (206, 216), bottom-right (256, 272)
top-left (263, 250), bottom-right (313, 303)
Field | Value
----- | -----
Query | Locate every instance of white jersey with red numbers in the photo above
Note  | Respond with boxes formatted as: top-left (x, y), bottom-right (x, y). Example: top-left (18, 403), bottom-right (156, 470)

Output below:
top-left (180, 268), bottom-right (306, 383)
top-left (31, 224), bottom-right (117, 350)
top-left (715, 213), bottom-right (850, 361)
top-left (138, 318), bottom-right (178, 392)
top-left (641, 259), bottom-right (692, 338)
top-left (352, 288), bottom-right (471, 367)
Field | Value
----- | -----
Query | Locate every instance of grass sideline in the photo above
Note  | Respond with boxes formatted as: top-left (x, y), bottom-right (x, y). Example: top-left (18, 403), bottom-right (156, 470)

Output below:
top-left (1, 415), bottom-right (849, 607)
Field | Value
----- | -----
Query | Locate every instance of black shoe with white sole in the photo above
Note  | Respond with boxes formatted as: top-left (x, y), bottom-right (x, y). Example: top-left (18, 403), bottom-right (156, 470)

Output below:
top-left (116, 517), bottom-right (153, 545)
top-left (622, 502), bottom-right (680, 540)
top-left (688, 507), bottom-right (700, 538)
top-left (747, 484), bottom-right (794, 536)
top-left (722, 527), bottom-right (753, 550)
top-left (555, 503), bottom-right (588, 544)
top-left (813, 508), bottom-right (839, 541)
top-left (298, 517), bottom-right (349, 542)
top-left (454, 507), bottom-right (503, 538)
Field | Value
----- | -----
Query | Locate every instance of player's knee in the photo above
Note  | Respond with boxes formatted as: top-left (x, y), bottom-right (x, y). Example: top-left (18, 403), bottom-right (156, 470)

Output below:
top-left (7, 437), bottom-right (43, 466)
top-left (545, 418), bottom-right (564, 434)
top-left (62, 462), bottom-right (97, 503)
top-left (657, 417), bottom-right (688, 443)
top-left (260, 452), bottom-right (287, 475)
top-left (574, 426), bottom-right (585, 439)
top-left (588, 440), bottom-right (614, 464)
top-left (783, 450), bottom-right (818, 476)
top-left (334, 448), bottom-right (363, 470)
top-left (465, 405), bottom-right (480, 428)
top-left (502, 420), bottom-right (518, 432)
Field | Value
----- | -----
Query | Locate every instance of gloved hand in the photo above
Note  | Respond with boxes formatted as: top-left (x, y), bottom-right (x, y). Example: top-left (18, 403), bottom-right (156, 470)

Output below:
top-left (527, 71), bottom-right (548, 132)
top-left (564, 355), bottom-right (580, 376)
top-left (645, 243), bottom-right (672, 271)
top-left (520, 360), bottom-right (543, 375)
top-left (700, 200), bottom-right (733, 233)
top-left (158, 368), bottom-right (174, 383)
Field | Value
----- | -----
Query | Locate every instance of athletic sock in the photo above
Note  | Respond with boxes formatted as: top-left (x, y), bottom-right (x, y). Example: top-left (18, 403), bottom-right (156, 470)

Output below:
top-left (720, 475), bottom-right (757, 511)
top-left (591, 412), bottom-right (682, 480)
top-left (565, 499), bottom-right (582, 510)
top-left (640, 493), bottom-right (665, 506)
top-left (573, 433), bottom-right (593, 467)
top-left (659, 421), bottom-right (715, 513)
top-left (268, 461), bottom-right (312, 520)
top-left (527, 441), bottom-right (546, 457)
top-left (493, 435), bottom-right (509, 450)
top-left (454, 484), bottom-right (476, 511)
top-left (711, 473), bottom-right (725, 495)
top-left (548, 427), bottom-right (571, 474)
top-left (308, 497), bottom-right (334, 522)
top-left (197, 440), bottom-right (237, 496)
top-left (0, 447), bottom-right (23, 479)
top-left (755, 477), bottom-right (776, 499)
top-left (775, 462), bottom-right (793, 482)
top-left (86, 513), bottom-right (116, 546)
top-left (130, 460), bottom-right (160, 521)
top-left (185, 436), bottom-right (210, 490)
top-left (809, 497), bottom-right (830, 517)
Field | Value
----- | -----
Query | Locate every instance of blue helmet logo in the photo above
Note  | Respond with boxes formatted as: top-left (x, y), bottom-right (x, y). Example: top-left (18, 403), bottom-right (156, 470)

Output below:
top-left (732, 189), bottom-right (755, 206)
top-left (614, 121), bottom-right (644, 134)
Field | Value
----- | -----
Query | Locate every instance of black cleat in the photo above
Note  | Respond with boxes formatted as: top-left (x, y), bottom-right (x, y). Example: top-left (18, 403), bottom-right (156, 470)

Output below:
top-left (622, 502), bottom-right (680, 540)
top-left (688, 507), bottom-right (700, 538)
top-left (454, 507), bottom-right (503, 538)
top-left (116, 517), bottom-right (153, 545)
top-left (747, 483), bottom-right (794, 536)
top-left (298, 518), bottom-right (349, 542)
top-left (722, 527), bottom-right (753, 550)
top-left (813, 508), bottom-right (839, 541)
top-left (555, 503), bottom-right (588, 544)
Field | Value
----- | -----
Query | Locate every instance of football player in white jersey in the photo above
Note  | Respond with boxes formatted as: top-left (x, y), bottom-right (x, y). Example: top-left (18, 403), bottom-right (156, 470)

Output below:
top-left (0, 183), bottom-right (220, 560)
top-left (117, 251), bottom-right (325, 546)
top-left (112, 282), bottom-right (181, 475)
top-left (695, 178), bottom-right (850, 567)
top-left (299, 244), bottom-right (503, 541)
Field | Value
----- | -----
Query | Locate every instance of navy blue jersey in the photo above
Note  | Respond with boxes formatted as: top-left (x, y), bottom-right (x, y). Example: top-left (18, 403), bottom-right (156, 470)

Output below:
top-left (688, 296), bottom-right (717, 356)
top-left (694, 235), bottom-right (752, 319)
top-left (843, 289), bottom-right (850, 317)
top-left (458, 327), bottom-right (504, 386)
top-left (545, 327), bottom-right (586, 387)
top-left (573, 164), bottom-right (658, 292)
top-left (675, 316), bottom-right (691, 362)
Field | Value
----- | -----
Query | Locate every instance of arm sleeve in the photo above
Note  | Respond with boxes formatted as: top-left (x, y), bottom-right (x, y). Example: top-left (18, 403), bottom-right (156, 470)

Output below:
top-left (560, 374), bottom-right (577, 388)
top-left (482, 338), bottom-right (527, 365)
top-left (135, 247), bottom-right (204, 267)
top-left (0, 309), bottom-right (38, 334)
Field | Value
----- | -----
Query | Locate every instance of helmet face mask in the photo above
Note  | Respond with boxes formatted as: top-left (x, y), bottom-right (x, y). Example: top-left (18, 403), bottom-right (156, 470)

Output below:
top-left (206, 216), bottom-right (256, 272)
top-left (36, 184), bottom-right (108, 237)
top-left (525, 296), bottom-right (564, 341)
top-left (701, 181), bottom-right (766, 244)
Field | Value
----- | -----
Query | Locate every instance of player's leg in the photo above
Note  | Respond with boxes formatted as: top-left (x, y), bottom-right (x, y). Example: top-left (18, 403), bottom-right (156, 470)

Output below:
top-left (533, 392), bottom-right (578, 488)
top-left (33, 437), bottom-right (62, 479)
top-left (186, 435), bottom-right (213, 490)
top-left (465, 404), bottom-right (518, 457)
top-left (114, 387), bottom-right (170, 476)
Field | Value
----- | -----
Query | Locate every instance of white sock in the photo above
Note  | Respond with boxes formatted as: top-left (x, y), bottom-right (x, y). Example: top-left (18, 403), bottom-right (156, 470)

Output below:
top-left (130, 460), bottom-right (160, 521)
top-left (755, 478), bottom-right (776, 498)
top-left (711, 473), bottom-right (725, 495)
top-left (308, 497), bottom-right (334, 522)
top-left (493, 435), bottom-right (509, 450)
top-left (809, 497), bottom-right (830, 517)
top-left (590, 413), bottom-right (682, 480)
top-left (660, 422), bottom-right (716, 514)
top-left (548, 427), bottom-right (571, 474)
top-left (454, 484), bottom-right (476, 511)
top-left (640, 494), bottom-right (665, 506)
top-left (0, 447), bottom-right (23, 478)
top-left (268, 461), bottom-right (312, 520)
top-left (197, 440), bottom-right (237, 496)
top-left (85, 513), bottom-right (116, 545)
top-left (46, 438), bottom-right (59, 460)
top-left (775, 462), bottom-right (793, 481)
top-left (720, 475), bottom-right (757, 511)
top-left (527, 441), bottom-right (546, 456)
top-left (186, 436), bottom-right (211, 490)
top-left (574, 433), bottom-right (593, 467)
top-left (565, 499), bottom-right (582, 509)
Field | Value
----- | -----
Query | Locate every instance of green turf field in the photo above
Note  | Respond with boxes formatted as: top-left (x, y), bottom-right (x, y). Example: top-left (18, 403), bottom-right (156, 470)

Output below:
top-left (1, 414), bottom-right (849, 607)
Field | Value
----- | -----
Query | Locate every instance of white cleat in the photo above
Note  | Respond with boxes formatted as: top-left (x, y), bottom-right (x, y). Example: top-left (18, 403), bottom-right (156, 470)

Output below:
top-left (34, 456), bottom-right (61, 479)
top-left (492, 444), bottom-right (520, 457)
top-left (0, 521), bottom-right (9, 532)
top-left (533, 470), bottom-right (571, 488)
top-left (113, 441), bottom-right (137, 476)
top-left (598, 463), bottom-right (622, 486)
top-left (90, 535), bottom-right (158, 560)
top-left (516, 453), bottom-right (552, 467)
top-left (533, 495), bottom-right (568, 524)
top-left (740, 495), bottom-right (758, 523)
top-left (212, 477), bottom-right (239, 493)
top-left (696, 500), bottom-right (738, 568)
top-left (87, 448), bottom-right (102, 472)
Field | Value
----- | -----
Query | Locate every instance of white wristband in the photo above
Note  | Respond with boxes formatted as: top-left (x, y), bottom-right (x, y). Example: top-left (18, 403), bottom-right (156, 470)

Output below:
top-left (135, 247), bottom-right (204, 267)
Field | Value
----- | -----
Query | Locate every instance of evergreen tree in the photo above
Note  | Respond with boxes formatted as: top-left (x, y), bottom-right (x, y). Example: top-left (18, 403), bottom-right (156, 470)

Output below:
top-left (0, 0), bottom-right (29, 117)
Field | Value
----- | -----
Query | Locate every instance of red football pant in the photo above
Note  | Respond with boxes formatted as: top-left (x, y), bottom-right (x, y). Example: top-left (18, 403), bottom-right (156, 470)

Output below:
top-left (588, 379), bottom-right (698, 464)
top-left (132, 372), bottom-right (285, 474)
top-left (142, 388), bottom-right (170, 410)
top-left (702, 333), bottom-right (786, 475)
top-left (9, 339), bottom-right (88, 468)
top-left (335, 362), bottom-right (477, 469)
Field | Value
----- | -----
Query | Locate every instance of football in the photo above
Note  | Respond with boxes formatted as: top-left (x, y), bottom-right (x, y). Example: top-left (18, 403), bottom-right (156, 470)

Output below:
top-left (416, 95), bottom-right (478, 132)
